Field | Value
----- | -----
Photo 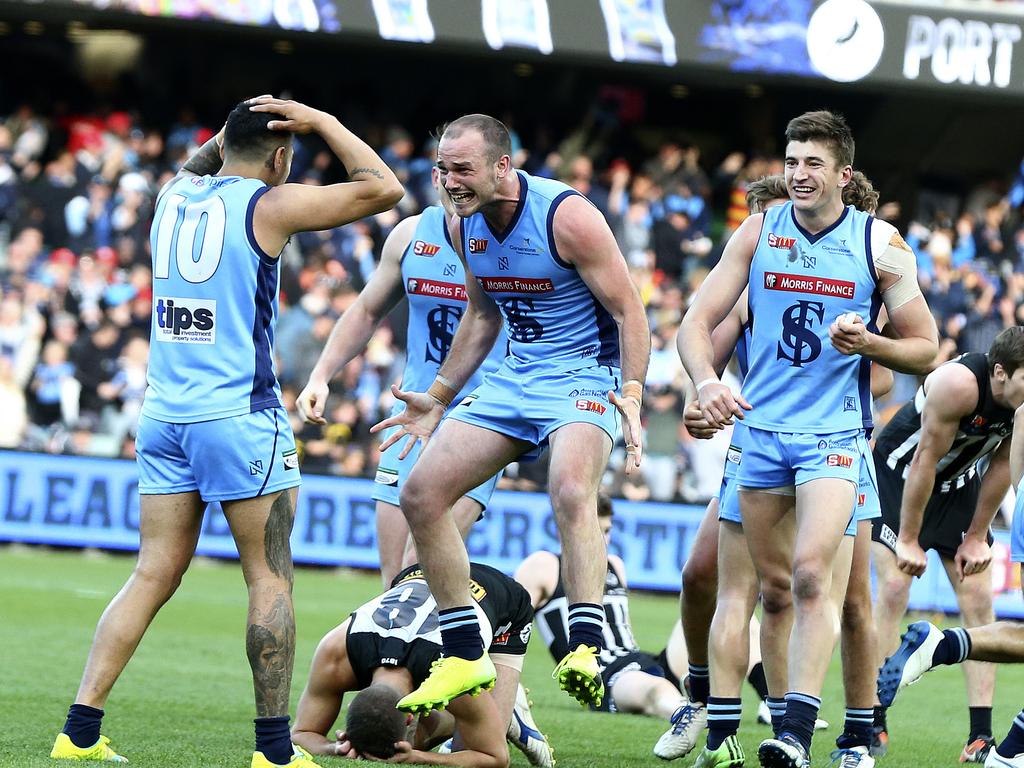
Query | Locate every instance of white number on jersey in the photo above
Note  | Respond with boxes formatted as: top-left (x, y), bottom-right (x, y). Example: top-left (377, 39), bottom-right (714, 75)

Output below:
top-left (154, 193), bottom-right (226, 283)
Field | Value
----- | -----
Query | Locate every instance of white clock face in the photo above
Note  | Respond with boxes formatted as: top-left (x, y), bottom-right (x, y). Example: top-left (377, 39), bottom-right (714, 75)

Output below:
top-left (806, 0), bottom-right (885, 83)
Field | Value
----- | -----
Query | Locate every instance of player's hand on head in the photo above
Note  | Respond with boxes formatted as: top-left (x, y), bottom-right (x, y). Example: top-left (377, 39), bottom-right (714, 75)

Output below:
top-left (296, 378), bottom-right (329, 425)
top-left (684, 400), bottom-right (723, 439)
top-left (829, 312), bottom-right (869, 356)
top-left (894, 536), bottom-right (928, 577)
top-left (954, 537), bottom-right (992, 582)
top-left (609, 389), bottom-right (643, 475)
top-left (333, 730), bottom-right (361, 759)
top-left (248, 96), bottom-right (325, 135)
top-left (370, 385), bottom-right (445, 459)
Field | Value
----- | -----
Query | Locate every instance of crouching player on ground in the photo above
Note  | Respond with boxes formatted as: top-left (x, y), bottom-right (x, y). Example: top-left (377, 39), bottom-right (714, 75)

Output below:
top-left (291, 563), bottom-right (552, 767)
top-left (878, 399), bottom-right (1024, 768)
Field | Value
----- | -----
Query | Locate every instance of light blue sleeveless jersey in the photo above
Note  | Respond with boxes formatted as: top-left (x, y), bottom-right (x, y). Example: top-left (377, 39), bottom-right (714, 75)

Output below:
top-left (459, 171), bottom-right (620, 372)
top-left (142, 174), bottom-right (282, 423)
top-left (742, 202), bottom-right (880, 433)
top-left (401, 205), bottom-right (507, 396)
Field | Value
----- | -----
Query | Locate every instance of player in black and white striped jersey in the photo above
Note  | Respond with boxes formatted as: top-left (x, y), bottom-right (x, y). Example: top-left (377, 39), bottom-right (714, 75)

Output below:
top-left (872, 326), bottom-right (1024, 763)
top-left (515, 494), bottom-right (689, 717)
top-left (290, 563), bottom-right (552, 767)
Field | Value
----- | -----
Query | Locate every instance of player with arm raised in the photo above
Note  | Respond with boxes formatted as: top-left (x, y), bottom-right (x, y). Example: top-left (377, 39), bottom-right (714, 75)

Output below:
top-left (871, 326), bottom-right (1024, 763)
top-left (296, 165), bottom-right (507, 588)
top-left (50, 97), bottom-right (402, 768)
top-left (370, 114), bottom-right (650, 715)
top-left (678, 111), bottom-right (937, 768)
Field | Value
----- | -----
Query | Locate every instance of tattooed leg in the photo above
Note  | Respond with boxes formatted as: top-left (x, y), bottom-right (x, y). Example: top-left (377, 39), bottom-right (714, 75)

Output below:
top-left (224, 488), bottom-right (299, 717)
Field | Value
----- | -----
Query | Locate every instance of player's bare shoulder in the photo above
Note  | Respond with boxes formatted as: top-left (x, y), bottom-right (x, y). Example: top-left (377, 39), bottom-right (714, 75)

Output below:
top-left (923, 358), bottom-right (981, 416)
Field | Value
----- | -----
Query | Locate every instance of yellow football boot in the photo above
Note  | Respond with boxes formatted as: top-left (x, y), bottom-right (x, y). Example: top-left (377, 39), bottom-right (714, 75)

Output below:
top-left (50, 733), bottom-right (127, 762)
top-left (251, 744), bottom-right (320, 767)
top-left (552, 644), bottom-right (604, 707)
top-left (397, 654), bottom-right (496, 714)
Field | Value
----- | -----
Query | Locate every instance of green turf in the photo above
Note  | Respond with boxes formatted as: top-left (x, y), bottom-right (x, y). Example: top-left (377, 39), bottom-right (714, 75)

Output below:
top-left (1, 545), bottom-right (1020, 767)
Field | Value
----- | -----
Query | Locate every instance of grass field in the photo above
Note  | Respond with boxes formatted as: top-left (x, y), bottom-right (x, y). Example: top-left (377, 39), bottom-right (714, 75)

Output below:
top-left (1, 545), bottom-right (1021, 768)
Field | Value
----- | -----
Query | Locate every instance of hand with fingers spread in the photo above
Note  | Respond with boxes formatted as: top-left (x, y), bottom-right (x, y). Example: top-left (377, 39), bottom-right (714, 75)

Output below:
top-left (610, 381), bottom-right (644, 475)
top-left (954, 536), bottom-right (991, 582)
top-left (362, 741), bottom-right (414, 763)
top-left (370, 385), bottom-right (445, 459)
top-left (697, 380), bottom-right (751, 429)
top-left (297, 377), bottom-right (330, 425)
top-left (684, 399), bottom-right (723, 440)
top-left (248, 95), bottom-right (331, 135)
top-left (895, 536), bottom-right (928, 578)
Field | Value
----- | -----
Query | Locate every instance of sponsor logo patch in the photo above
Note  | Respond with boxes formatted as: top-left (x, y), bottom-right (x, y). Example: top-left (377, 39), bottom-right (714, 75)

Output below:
top-left (479, 276), bottom-right (554, 293)
top-left (154, 297), bottom-right (216, 344)
top-left (468, 237), bottom-right (488, 253)
top-left (768, 233), bottom-right (797, 249)
top-left (763, 272), bottom-right (856, 299)
top-left (412, 240), bottom-right (441, 256)
top-left (857, 493), bottom-right (866, 506)
top-left (406, 277), bottom-right (467, 301)
top-left (844, 396), bottom-right (857, 412)
top-left (727, 445), bottom-right (742, 465)
top-left (569, 388), bottom-right (605, 398)
top-left (374, 468), bottom-right (399, 485)
top-left (248, 459), bottom-right (264, 476)
top-left (282, 449), bottom-right (298, 470)
top-left (576, 399), bottom-right (607, 415)
top-left (880, 523), bottom-right (897, 549)
top-left (827, 453), bottom-right (854, 468)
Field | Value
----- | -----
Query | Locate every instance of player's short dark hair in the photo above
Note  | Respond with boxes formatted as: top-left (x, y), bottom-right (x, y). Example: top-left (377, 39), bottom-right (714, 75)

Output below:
top-left (989, 326), bottom-right (1024, 377)
top-left (345, 684), bottom-right (407, 759)
top-left (441, 114), bottom-right (512, 163)
top-left (597, 492), bottom-right (613, 518)
top-left (746, 175), bottom-right (788, 213)
top-left (785, 110), bottom-right (854, 169)
top-left (843, 171), bottom-right (879, 214)
top-left (223, 100), bottom-right (291, 162)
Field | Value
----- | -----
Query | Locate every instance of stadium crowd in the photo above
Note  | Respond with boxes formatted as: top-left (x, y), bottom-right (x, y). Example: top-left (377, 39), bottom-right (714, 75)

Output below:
top-left (2, 101), bottom-right (1023, 504)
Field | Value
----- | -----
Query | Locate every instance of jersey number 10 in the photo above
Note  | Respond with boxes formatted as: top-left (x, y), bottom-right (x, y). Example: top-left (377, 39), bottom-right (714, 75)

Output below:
top-left (153, 193), bottom-right (227, 284)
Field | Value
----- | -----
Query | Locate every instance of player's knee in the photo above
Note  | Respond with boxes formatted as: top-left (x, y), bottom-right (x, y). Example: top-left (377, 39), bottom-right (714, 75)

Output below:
top-left (760, 576), bottom-right (792, 615)
top-left (549, 480), bottom-right (593, 526)
top-left (878, 573), bottom-right (910, 610)
top-left (682, 556), bottom-right (716, 604)
top-left (398, 476), bottom-right (440, 524)
top-left (133, 561), bottom-right (185, 599)
top-left (841, 588), bottom-right (871, 629)
top-left (791, 562), bottom-right (827, 603)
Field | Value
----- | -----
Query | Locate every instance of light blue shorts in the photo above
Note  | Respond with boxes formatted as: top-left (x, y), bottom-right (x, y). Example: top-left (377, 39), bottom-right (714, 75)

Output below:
top-left (723, 425), bottom-right (868, 535)
top-left (136, 407), bottom-right (299, 502)
top-left (447, 360), bottom-right (621, 460)
top-left (371, 410), bottom-right (501, 512)
top-left (735, 427), bottom-right (866, 489)
top-left (1013, 479), bottom-right (1024, 563)
top-left (716, 422), bottom-right (745, 524)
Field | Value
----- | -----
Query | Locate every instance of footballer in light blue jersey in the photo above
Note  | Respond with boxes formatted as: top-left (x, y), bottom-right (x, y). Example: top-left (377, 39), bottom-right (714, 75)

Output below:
top-left (678, 112), bottom-right (936, 763)
top-left (372, 114), bottom-right (650, 712)
top-left (57, 97), bottom-right (403, 768)
top-left (296, 198), bottom-right (508, 587)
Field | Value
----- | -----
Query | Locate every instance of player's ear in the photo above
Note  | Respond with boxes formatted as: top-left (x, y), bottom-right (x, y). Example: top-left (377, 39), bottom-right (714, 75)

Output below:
top-left (495, 153), bottom-right (511, 178)
top-left (404, 713), bottom-right (414, 726)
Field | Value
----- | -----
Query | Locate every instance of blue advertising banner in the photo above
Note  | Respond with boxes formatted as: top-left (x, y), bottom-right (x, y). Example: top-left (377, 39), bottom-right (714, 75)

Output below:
top-left (0, 451), bottom-right (1020, 617)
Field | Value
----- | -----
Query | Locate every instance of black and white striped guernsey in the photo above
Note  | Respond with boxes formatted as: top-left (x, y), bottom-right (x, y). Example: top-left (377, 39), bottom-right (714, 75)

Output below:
top-left (534, 555), bottom-right (638, 671)
top-left (874, 352), bottom-right (1014, 493)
